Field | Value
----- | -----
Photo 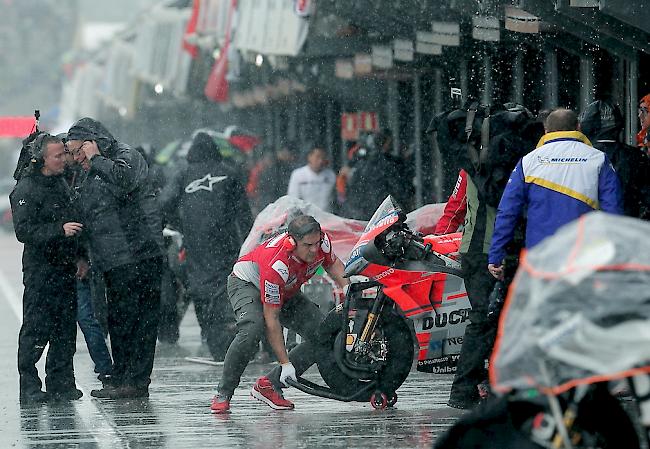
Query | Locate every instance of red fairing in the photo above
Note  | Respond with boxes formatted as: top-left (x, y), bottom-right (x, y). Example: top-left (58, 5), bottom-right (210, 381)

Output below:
top-left (434, 169), bottom-right (467, 235)
top-left (358, 233), bottom-right (461, 293)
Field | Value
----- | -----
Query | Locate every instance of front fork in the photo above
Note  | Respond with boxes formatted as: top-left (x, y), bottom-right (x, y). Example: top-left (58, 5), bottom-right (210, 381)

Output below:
top-left (357, 290), bottom-right (386, 349)
top-left (340, 281), bottom-right (387, 372)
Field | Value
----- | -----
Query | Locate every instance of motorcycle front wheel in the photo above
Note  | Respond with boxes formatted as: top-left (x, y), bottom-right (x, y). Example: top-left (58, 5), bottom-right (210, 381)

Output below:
top-left (316, 310), bottom-right (414, 401)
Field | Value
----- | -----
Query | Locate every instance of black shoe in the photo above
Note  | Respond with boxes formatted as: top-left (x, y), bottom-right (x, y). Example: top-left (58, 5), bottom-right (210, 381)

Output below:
top-left (48, 388), bottom-right (83, 401)
top-left (20, 390), bottom-right (48, 404)
top-left (97, 374), bottom-right (115, 389)
top-left (111, 385), bottom-right (149, 399)
top-left (91, 385), bottom-right (117, 399)
top-left (91, 385), bottom-right (148, 399)
top-left (447, 396), bottom-right (479, 410)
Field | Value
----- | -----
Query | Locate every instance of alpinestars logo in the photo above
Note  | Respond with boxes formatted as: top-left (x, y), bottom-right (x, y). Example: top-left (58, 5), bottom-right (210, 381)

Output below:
top-left (271, 260), bottom-right (289, 282)
top-left (185, 174), bottom-right (228, 193)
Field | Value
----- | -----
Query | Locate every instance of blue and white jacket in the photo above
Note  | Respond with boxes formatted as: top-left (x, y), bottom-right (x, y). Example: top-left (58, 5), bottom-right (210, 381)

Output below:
top-left (488, 131), bottom-right (623, 265)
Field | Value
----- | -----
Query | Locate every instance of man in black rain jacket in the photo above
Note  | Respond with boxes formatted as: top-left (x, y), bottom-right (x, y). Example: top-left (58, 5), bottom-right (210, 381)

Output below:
top-left (160, 132), bottom-right (253, 361)
top-left (579, 100), bottom-right (650, 219)
top-left (66, 117), bottom-right (164, 399)
top-left (11, 134), bottom-right (85, 403)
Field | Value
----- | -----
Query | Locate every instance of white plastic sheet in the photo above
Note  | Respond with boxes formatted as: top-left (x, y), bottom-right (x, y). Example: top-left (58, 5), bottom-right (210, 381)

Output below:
top-left (490, 212), bottom-right (650, 394)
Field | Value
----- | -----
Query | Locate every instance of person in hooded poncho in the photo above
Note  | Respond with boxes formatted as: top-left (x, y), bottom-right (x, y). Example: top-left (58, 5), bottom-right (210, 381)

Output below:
top-left (66, 117), bottom-right (164, 399)
top-left (160, 132), bottom-right (253, 361)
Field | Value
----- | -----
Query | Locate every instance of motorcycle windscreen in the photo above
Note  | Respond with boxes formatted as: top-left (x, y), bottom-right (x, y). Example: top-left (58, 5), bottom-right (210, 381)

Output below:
top-left (344, 195), bottom-right (405, 277)
top-left (490, 212), bottom-right (650, 395)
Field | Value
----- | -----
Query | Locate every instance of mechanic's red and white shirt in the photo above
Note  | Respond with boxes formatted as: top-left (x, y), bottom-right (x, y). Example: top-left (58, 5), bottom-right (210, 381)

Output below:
top-left (232, 232), bottom-right (337, 307)
top-left (434, 169), bottom-right (468, 235)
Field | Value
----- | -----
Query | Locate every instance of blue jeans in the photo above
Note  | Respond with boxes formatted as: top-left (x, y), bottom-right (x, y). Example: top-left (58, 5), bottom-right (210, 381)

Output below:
top-left (77, 278), bottom-right (113, 376)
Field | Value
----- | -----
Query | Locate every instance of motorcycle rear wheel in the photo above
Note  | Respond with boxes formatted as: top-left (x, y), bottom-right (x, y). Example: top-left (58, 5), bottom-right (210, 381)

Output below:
top-left (316, 311), bottom-right (414, 402)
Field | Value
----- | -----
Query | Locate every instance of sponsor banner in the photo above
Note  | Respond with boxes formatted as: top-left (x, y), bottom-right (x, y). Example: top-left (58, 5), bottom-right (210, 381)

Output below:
top-left (416, 43), bottom-right (442, 55)
top-left (335, 59), bottom-right (354, 79)
top-left (393, 39), bottom-right (414, 62)
top-left (372, 45), bottom-right (393, 69)
top-left (415, 32), bottom-right (443, 54)
top-left (354, 53), bottom-right (373, 75)
top-left (431, 21), bottom-right (460, 47)
top-left (236, 0), bottom-right (310, 56)
top-left (341, 113), bottom-right (359, 141)
top-left (504, 6), bottom-right (540, 34)
top-left (340, 112), bottom-right (379, 141)
top-left (472, 16), bottom-right (500, 42)
top-left (569, 0), bottom-right (598, 6)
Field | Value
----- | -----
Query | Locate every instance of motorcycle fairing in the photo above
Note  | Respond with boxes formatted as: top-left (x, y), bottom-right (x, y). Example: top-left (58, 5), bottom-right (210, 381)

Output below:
top-left (344, 196), bottom-right (471, 373)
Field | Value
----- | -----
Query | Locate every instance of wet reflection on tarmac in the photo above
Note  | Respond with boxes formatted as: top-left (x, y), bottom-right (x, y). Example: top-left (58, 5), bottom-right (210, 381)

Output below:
top-left (16, 361), bottom-right (461, 448)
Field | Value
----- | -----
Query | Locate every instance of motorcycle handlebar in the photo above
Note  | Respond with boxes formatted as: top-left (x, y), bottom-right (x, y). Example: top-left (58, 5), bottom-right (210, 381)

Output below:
top-left (410, 239), bottom-right (431, 253)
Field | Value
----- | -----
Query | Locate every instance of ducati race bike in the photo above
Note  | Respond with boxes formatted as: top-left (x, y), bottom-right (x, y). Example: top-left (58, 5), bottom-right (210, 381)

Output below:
top-left (288, 196), bottom-right (469, 409)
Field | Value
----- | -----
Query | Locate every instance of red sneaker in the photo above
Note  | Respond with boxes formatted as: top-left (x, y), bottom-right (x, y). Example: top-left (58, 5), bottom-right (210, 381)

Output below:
top-left (250, 376), bottom-right (294, 410)
top-left (210, 393), bottom-right (231, 414)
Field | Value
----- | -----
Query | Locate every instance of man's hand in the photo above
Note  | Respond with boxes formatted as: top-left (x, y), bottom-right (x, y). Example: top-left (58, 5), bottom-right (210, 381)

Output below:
top-left (82, 140), bottom-right (100, 161)
top-left (280, 362), bottom-right (297, 387)
top-left (63, 222), bottom-right (83, 237)
top-left (488, 263), bottom-right (504, 281)
top-left (76, 259), bottom-right (90, 280)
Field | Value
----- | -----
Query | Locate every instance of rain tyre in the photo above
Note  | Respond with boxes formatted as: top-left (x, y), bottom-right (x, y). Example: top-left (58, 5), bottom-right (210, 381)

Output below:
top-left (316, 310), bottom-right (414, 402)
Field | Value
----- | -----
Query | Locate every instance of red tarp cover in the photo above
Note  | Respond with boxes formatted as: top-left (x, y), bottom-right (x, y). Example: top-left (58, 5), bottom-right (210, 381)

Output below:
top-left (0, 116), bottom-right (36, 138)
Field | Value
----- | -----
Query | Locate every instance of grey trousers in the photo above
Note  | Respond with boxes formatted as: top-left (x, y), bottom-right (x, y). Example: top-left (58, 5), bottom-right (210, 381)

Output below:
top-left (218, 276), bottom-right (329, 395)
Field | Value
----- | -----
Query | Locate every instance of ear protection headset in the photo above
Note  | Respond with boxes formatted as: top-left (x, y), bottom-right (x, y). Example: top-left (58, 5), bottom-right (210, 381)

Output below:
top-left (283, 215), bottom-right (323, 251)
top-left (29, 132), bottom-right (49, 164)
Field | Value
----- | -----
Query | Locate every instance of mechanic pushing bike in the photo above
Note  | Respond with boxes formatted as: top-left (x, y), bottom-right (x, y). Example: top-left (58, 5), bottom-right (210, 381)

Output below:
top-left (210, 214), bottom-right (349, 414)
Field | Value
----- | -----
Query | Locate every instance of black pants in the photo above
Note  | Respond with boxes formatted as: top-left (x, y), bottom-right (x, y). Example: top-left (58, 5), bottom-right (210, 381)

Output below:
top-left (104, 256), bottom-right (162, 389)
top-left (219, 276), bottom-right (328, 395)
top-left (449, 253), bottom-right (497, 403)
top-left (190, 281), bottom-right (236, 361)
top-left (158, 264), bottom-right (181, 344)
top-left (18, 267), bottom-right (77, 394)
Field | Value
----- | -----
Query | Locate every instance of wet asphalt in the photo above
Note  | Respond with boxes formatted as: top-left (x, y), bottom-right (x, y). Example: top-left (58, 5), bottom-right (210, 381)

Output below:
top-left (0, 232), bottom-right (464, 448)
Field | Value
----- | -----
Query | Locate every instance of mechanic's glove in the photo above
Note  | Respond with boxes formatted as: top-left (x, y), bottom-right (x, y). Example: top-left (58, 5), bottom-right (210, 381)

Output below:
top-left (280, 362), bottom-right (297, 387)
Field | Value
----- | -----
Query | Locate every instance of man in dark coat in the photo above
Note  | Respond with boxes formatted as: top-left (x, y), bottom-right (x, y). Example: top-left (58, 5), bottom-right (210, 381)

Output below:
top-left (11, 134), bottom-right (85, 403)
top-left (579, 100), bottom-right (650, 219)
top-left (66, 117), bottom-right (164, 399)
top-left (161, 132), bottom-right (253, 361)
top-left (345, 131), bottom-right (413, 219)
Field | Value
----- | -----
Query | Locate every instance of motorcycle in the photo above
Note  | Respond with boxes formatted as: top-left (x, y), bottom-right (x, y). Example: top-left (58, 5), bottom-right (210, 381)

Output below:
top-left (288, 196), bottom-right (469, 409)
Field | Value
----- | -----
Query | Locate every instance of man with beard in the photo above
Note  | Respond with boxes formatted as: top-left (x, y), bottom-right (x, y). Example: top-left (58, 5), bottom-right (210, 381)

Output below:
top-left (210, 215), bottom-right (349, 414)
top-left (11, 133), bottom-right (85, 403)
top-left (65, 118), bottom-right (164, 399)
